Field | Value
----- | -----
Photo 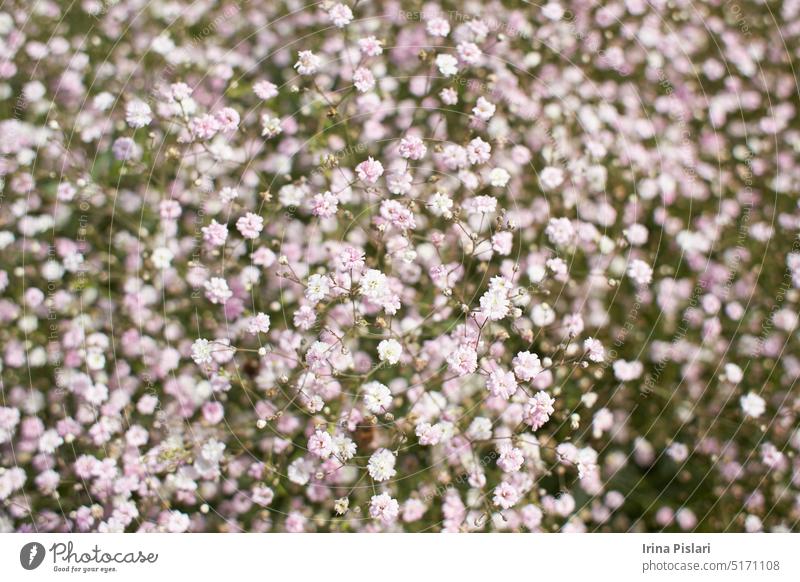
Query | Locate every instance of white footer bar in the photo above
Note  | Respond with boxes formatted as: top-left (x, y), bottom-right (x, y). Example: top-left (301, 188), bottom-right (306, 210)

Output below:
top-left (1, 533), bottom-right (798, 581)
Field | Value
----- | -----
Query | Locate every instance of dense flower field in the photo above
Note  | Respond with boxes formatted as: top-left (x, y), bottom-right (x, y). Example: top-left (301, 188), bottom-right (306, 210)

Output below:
top-left (0, 0), bottom-right (799, 533)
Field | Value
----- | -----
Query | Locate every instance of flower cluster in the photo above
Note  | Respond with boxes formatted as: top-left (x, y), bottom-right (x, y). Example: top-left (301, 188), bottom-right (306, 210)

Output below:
top-left (0, 0), bottom-right (798, 534)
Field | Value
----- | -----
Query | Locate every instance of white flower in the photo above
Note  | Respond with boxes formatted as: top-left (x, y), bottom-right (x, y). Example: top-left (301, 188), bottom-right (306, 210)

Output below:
top-left (93, 92), bottom-right (114, 110)
top-left (467, 417), bottom-right (493, 441)
top-left (363, 381), bottom-right (392, 414)
top-left (85, 349), bottom-right (105, 371)
top-left (473, 96), bottom-right (496, 120)
top-left (627, 259), bottom-right (653, 286)
top-left (523, 392), bottom-right (556, 430)
top-left (252, 485), bottom-right (274, 507)
top-left (740, 392), bottom-right (765, 418)
top-left (165, 510), bottom-right (190, 533)
top-left (38, 429), bottom-right (63, 453)
top-left (294, 50), bottom-right (322, 75)
top-left (540, 166), bottom-right (565, 190)
top-left (531, 302), bottom-right (556, 326)
top-left (253, 80), bottom-right (278, 99)
top-left (488, 167), bottom-right (510, 187)
top-left (287, 457), bottom-right (313, 485)
top-left (305, 273), bottom-right (330, 304)
top-left (426, 17), bottom-right (450, 37)
top-left (428, 192), bottom-right (453, 217)
top-left (745, 514), bottom-right (763, 533)
top-left (446, 344), bottom-right (478, 375)
top-left (377, 339), bottom-right (402, 365)
top-left (191, 339), bottom-right (213, 365)
top-left (0, 407), bottom-right (20, 444)
top-left (513, 351), bottom-right (543, 381)
top-left (387, 172), bottom-right (413, 195)
top-left (624, 224), bottom-right (649, 246)
top-left (367, 448), bottom-right (397, 481)
top-left (334, 497), bottom-right (350, 515)
top-left (435, 54), bottom-right (458, 77)
top-left (327, 3), bottom-right (353, 27)
top-left (542, 2), bottom-right (565, 20)
top-left (466, 137), bottom-right (491, 165)
top-left (546, 219), bottom-right (574, 250)
top-left (151, 247), bottom-right (173, 269)
top-left (261, 114), bottom-right (283, 138)
top-left (360, 269), bottom-right (389, 300)
top-left (355, 157), bottom-right (384, 183)
top-left (125, 100), bottom-right (152, 128)
top-left (724, 363), bottom-right (743, 383)
top-left (613, 360), bottom-right (644, 381)
top-left (480, 288), bottom-right (510, 321)
top-left (200, 439), bottom-right (226, 464)
top-left (332, 435), bottom-right (357, 460)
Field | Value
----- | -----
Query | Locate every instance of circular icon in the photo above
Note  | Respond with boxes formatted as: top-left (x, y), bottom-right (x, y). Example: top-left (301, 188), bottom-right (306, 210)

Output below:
top-left (20, 542), bottom-right (46, 570)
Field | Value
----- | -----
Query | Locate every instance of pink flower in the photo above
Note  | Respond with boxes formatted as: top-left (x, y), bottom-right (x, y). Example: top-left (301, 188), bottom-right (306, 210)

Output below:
top-left (523, 392), bottom-right (555, 431)
top-left (236, 213), bottom-right (264, 239)
top-left (398, 135), bottom-right (427, 160)
top-left (486, 369), bottom-right (518, 399)
top-left (353, 67), bottom-right (375, 93)
top-left (466, 137), bottom-right (491, 165)
top-left (308, 430), bottom-right (333, 458)
top-left (358, 36), bottom-right (383, 56)
top-left (369, 493), bottom-right (400, 524)
top-left (493, 481), bottom-right (520, 509)
top-left (446, 345), bottom-right (478, 375)
top-left (440, 87), bottom-right (458, 104)
top-left (189, 114), bottom-right (221, 140)
top-left (426, 17), bottom-right (450, 37)
top-left (253, 80), bottom-right (278, 99)
top-left (583, 338), bottom-right (605, 362)
top-left (355, 157), bottom-right (384, 183)
top-left (457, 42), bottom-right (482, 65)
top-left (546, 217), bottom-right (575, 246)
top-left (164, 510), bottom-right (190, 533)
top-left (337, 246), bottom-right (365, 271)
top-left (379, 199), bottom-right (416, 230)
top-left (293, 305), bottom-right (317, 330)
top-left (214, 107), bottom-right (240, 133)
top-left (204, 277), bottom-right (232, 304)
top-left (491, 231), bottom-right (513, 255)
top-left (497, 445), bottom-right (524, 473)
top-left (327, 3), bottom-right (353, 27)
top-left (248, 312), bottom-right (271, 334)
top-left (540, 166), bottom-right (565, 190)
top-left (202, 220), bottom-right (228, 246)
top-left (310, 191), bottom-right (339, 218)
